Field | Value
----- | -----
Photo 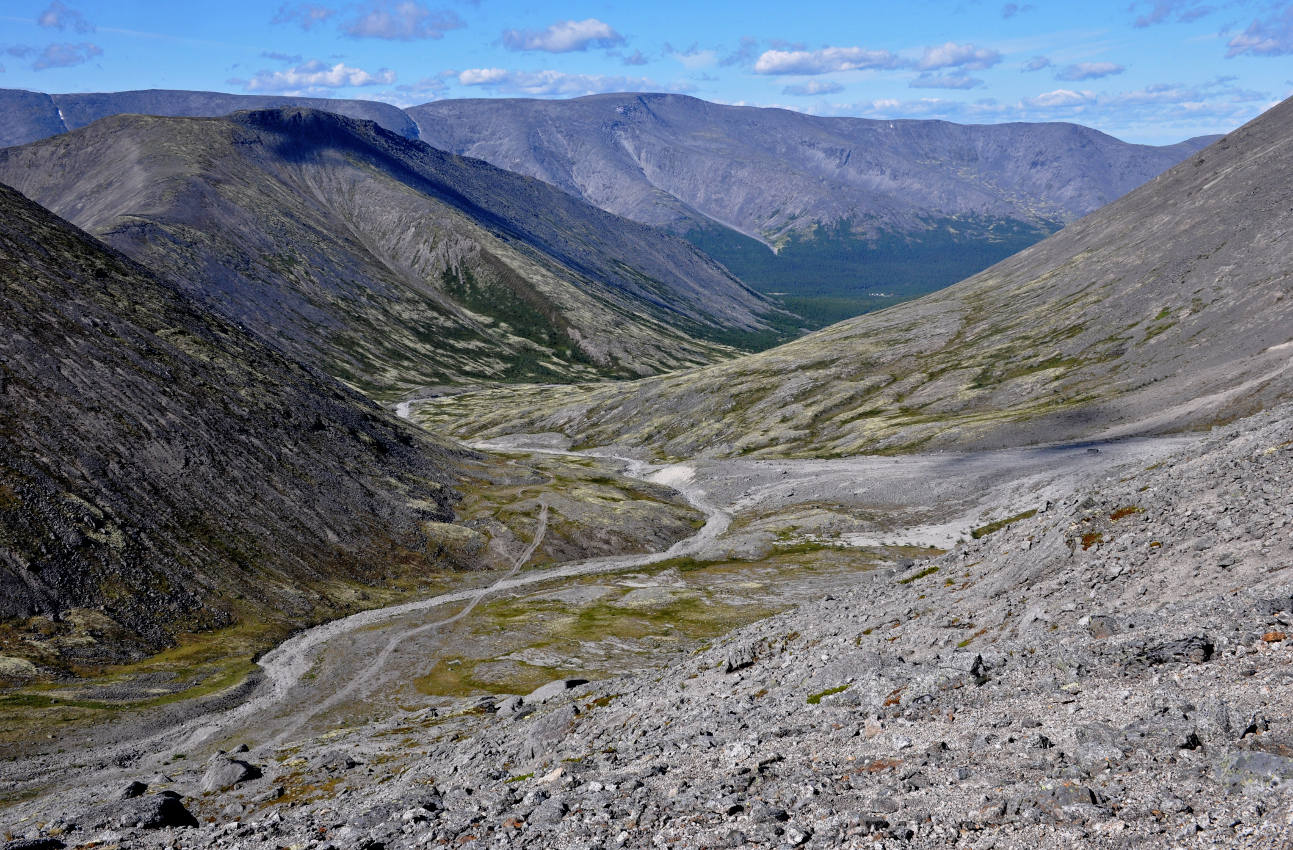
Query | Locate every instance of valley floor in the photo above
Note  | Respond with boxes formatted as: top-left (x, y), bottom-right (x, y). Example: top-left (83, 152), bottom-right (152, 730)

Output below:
top-left (4, 415), bottom-right (1291, 848)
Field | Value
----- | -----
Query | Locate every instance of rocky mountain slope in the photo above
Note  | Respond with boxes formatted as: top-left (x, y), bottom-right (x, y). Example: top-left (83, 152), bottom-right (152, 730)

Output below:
top-left (410, 93), bottom-right (1211, 242)
top-left (0, 181), bottom-right (482, 670)
top-left (0, 87), bottom-right (420, 148)
top-left (416, 95), bottom-right (1293, 459)
top-left (2, 88), bottom-right (1216, 325)
top-left (0, 109), bottom-right (783, 398)
top-left (15, 386), bottom-right (1292, 848)
top-left (409, 94), bottom-right (1217, 321)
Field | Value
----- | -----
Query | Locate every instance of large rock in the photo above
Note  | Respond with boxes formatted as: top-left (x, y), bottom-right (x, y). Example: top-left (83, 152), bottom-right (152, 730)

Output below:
top-left (520, 705), bottom-right (579, 763)
top-left (526, 678), bottom-right (589, 704)
top-left (201, 755), bottom-right (263, 793)
top-left (116, 791), bottom-right (198, 829)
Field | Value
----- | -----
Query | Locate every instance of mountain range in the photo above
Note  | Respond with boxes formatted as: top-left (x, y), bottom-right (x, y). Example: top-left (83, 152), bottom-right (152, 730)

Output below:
top-left (409, 94), bottom-right (1218, 322)
top-left (3, 83), bottom-right (1293, 850)
top-left (2, 88), bottom-right (1215, 326)
top-left (416, 95), bottom-right (1293, 459)
top-left (0, 108), bottom-right (782, 398)
top-left (0, 87), bottom-right (420, 148)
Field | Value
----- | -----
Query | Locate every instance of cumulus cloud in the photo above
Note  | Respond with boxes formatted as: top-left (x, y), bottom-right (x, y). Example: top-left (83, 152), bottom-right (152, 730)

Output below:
top-left (32, 41), bottom-right (100, 69)
top-left (910, 73), bottom-right (983, 90)
top-left (1055, 61), bottom-right (1125, 80)
top-left (754, 46), bottom-right (905, 75)
top-left (271, 3), bottom-right (336, 30)
top-left (918, 42), bottom-right (1001, 71)
top-left (620, 49), bottom-right (648, 66)
top-left (1227, 7), bottom-right (1293, 57)
top-left (457, 67), bottom-right (678, 96)
top-left (343, 1), bottom-right (464, 40)
top-left (782, 80), bottom-right (844, 96)
top-left (501, 18), bottom-right (623, 53)
top-left (38, 1), bottom-right (93, 33)
top-left (1022, 56), bottom-right (1052, 72)
top-left (242, 59), bottom-right (395, 92)
top-left (1024, 88), bottom-right (1095, 108)
top-left (1132, 1), bottom-right (1215, 28)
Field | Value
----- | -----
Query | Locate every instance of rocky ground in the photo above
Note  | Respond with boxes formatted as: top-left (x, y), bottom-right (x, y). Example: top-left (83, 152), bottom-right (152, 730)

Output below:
top-left (5, 402), bottom-right (1293, 849)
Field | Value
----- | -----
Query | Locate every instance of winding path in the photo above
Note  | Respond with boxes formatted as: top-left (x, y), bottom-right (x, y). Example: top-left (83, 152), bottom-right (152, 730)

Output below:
top-left (0, 443), bottom-right (729, 806)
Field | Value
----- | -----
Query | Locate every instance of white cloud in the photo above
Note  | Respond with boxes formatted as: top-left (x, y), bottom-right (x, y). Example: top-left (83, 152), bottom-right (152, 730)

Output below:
top-left (1227, 7), bottom-right (1293, 58)
top-left (918, 42), bottom-right (1001, 71)
top-left (244, 59), bottom-right (395, 92)
top-left (32, 41), bottom-right (100, 70)
top-left (753, 46), bottom-right (905, 75)
top-left (782, 80), bottom-right (844, 96)
top-left (342, 1), bottom-right (464, 40)
top-left (1055, 61), bottom-right (1125, 81)
top-left (38, 1), bottom-right (93, 33)
top-left (1022, 56), bottom-right (1052, 72)
top-left (456, 67), bottom-right (680, 96)
top-left (1024, 88), bottom-right (1095, 108)
top-left (501, 19), bottom-right (623, 53)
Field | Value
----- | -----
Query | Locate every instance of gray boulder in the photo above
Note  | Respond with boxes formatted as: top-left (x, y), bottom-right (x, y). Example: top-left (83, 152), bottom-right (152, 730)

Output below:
top-left (116, 791), bottom-right (198, 829)
top-left (201, 755), bottom-right (263, 793)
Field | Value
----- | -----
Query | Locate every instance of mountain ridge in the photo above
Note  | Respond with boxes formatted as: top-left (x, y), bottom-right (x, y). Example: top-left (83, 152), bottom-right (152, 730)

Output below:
top-left (0, 108), bottom-right (784, 398)
top-left (0, 87), bottom-right (420, 148)
top-left (412, 95), bottom-right (1293, 458)
top-left (0, 179), bottom-right (469, 666)
top-left (3, 87), bottom-right (1220, 323)
top-left (407, 92), bottom-right (1220, 321)
top-left (408, 92), bottom-right (1218, 243)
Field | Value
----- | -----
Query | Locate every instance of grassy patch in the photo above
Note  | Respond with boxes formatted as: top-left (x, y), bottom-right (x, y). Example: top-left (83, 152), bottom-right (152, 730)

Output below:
top-left (970, 509), bottom-right (1038, 540)
top-left (1109, 506), bottom-right (1143, 521)
top-left (807, 684), bottom-right (850, 705)
top-left (897, 566), bottom-right (939, 585)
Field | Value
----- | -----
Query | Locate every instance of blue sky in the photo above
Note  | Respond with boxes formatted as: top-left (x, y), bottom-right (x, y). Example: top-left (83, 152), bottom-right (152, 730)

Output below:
top-left (2, 0), bottom-right (1290, 143)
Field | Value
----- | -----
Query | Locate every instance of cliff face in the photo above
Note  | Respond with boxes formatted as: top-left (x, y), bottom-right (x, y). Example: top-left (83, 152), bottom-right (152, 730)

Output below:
top-left (0, 182), bottom-right (467, 666)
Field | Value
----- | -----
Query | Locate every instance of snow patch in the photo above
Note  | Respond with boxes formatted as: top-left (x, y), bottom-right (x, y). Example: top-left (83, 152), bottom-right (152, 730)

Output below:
top-left (648, 464), bottom-right (695, 488)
